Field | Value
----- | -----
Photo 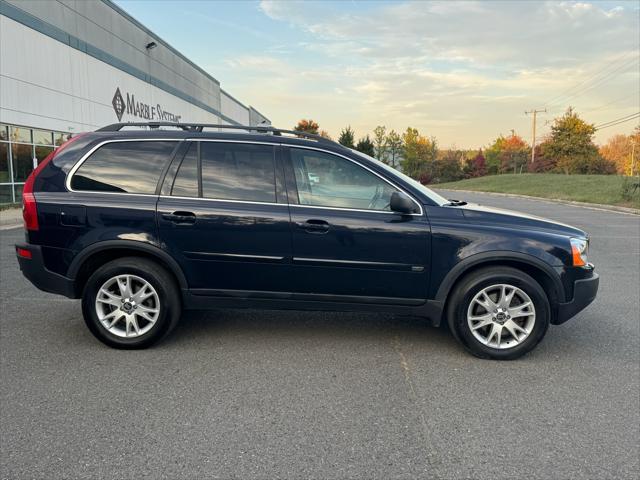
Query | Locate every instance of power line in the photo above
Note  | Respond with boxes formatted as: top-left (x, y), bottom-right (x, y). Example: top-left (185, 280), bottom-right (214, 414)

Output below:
top-left (545, 59), bottom-right (639, 112)
top-left (596, 116), bottom-right (639, 130)
top-left (543, 51), bottom-right (636, 107)
top-left (595, 112), bottom-right (639, 128)
top-left (543, 51), bottom-right (633, 105)
top-left (595, 112), bottom-right (640, 130)
top-left (580, 93), bottom-right (640, 114)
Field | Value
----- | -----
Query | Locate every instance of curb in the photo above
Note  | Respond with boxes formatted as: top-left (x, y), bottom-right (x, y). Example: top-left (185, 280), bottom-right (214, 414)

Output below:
top-left (0, 207), bottom-right (22, 230)
top-left (434, 189), bottom-right (640, 216)
top-left (0, 224), bottom-right (22, 231)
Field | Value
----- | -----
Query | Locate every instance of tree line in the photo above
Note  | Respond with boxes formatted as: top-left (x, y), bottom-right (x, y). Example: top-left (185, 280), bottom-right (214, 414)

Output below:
top-left (293, 111), bottom-right (639, 185)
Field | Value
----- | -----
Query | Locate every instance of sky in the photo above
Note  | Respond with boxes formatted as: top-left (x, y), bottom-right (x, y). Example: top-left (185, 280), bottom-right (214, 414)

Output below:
top-left (115, 0), bottom-right (639, 149)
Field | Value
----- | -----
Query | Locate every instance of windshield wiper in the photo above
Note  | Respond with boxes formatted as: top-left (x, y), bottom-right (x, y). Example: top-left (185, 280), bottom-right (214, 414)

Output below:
top-left (445, 199), bottom-right (467, 206)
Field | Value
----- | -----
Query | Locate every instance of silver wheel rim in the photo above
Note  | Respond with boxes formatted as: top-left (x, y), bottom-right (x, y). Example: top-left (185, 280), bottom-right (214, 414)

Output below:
top-left (95, 274), bottom-right (160, 338)
top-left (467, 283), bottom-right (536, 350)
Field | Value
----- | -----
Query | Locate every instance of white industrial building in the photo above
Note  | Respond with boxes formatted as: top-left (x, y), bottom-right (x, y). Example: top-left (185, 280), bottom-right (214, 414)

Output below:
top-left (0, 0), bottom-right (269, 203)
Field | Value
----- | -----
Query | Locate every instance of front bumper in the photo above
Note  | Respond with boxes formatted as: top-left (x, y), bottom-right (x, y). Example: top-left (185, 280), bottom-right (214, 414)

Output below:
top-left (15, 243), bottom-right (76, 298)
top-left (554, 272), bottom-right (599, 324)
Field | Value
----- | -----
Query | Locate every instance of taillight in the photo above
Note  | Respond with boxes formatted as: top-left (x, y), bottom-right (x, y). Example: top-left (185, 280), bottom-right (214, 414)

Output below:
top-left (22, 133), bottom-right (86, 231)
top-left (23, 193), bottom-right (39, 231)
top-left (16, 247), bottom-right (32, 259)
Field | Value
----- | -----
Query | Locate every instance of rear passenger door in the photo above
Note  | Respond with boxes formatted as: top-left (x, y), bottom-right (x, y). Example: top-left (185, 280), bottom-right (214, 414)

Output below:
top-left (157, 140), bottom-right (292, 293)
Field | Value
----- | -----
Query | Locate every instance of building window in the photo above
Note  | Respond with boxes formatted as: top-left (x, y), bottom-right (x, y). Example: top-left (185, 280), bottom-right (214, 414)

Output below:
top-left (0, 143), bottom-right (9, 183)
top-left (0, 123), bottom-right (73, 204)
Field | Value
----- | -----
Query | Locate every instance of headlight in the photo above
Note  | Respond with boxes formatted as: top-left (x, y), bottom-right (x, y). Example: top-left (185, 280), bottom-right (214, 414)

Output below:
top-left (570, 238), bottom-right (588, 267)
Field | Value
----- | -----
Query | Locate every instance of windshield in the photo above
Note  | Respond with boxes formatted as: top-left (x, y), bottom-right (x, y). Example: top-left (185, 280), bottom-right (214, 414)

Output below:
top-left (350, 149), bottom-right (449, 206)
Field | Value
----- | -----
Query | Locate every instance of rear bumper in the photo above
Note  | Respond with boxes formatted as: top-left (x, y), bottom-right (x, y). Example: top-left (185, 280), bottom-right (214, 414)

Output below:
top-left (15, 243), bottom-right (76, 298)
top-left (554, 273), bottom-right (599, 325)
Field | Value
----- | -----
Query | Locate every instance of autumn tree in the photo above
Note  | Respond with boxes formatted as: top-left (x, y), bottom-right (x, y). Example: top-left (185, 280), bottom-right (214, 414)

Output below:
top-left (527, 144), bottom-right (556, 173)
top-left (294, 119), bottom-right (319, 134)
top-left (355, 135), bottom-right (375, 157)
top-left (485, 136), bottom-right (507, 174)
top-left (544, 108), bottom-right (614, 174)
top-left (401, 127), bottom-right (438, 181)
top-left (319, 130), bottom-right (332, 140)
top-left (338, 126), bottom-right (355, 148)
top-left (433, 149), bottom-right (464, 183)
top-left (600, 129), bottom-right (639, 175)
top-left (500, 134), bottom-right (530, 174)
top-left (373, 125), bottom-right (388, 162)
top-left (386, 130), bottom-right (403, 168)
top-left (465, 149), bottom-right (487, 178)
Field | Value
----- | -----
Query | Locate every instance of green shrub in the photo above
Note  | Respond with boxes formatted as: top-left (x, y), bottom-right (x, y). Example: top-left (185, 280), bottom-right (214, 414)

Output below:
top-left (621, 177), bottom-right (640, 204)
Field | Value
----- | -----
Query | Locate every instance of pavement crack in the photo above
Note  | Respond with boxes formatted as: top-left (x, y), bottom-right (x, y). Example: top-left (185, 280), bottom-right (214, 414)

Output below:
top-left (391, 334), bottom-right (441, 473)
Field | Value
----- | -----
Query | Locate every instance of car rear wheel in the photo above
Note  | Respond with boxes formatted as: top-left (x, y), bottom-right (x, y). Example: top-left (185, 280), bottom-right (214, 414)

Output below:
top-left (448, 266), bottom-right (550, 360)
top-left (81, 257), bottom-right (181, 349)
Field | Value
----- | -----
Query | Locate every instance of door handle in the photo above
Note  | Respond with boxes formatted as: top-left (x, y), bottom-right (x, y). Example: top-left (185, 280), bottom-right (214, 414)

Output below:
top-left (162, 211), bottom-right (196, 224)
top-left (296, 219), bottom-right (330, 233)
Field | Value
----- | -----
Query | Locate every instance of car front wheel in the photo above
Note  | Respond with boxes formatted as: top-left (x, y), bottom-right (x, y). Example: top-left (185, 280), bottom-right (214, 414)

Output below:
top-left (448, 266), bottom-right (550, 360)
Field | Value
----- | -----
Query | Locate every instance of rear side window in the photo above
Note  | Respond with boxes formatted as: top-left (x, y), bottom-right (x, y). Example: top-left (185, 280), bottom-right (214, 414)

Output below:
top-left (71, 141), bottom-right (177, 193)
top-left (200, 142), bottom-right (276, 203)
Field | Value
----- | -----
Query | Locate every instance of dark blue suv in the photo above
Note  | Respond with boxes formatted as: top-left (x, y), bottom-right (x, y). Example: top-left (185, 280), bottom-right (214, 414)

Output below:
top-left (16, 123), bottom-right (599, 359)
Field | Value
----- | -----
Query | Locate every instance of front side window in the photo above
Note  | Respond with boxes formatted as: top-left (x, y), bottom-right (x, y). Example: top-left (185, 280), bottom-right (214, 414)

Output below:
top-left (71, 141), bottom-right (177, 193)
top-left (200, 142), bottom-right (276, 202)
top-left (290, 148), bottom-right (396, 211)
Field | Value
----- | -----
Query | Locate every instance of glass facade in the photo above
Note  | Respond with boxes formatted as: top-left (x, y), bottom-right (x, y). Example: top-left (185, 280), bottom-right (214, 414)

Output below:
top-left (0, 123), bottom-right (72, 204)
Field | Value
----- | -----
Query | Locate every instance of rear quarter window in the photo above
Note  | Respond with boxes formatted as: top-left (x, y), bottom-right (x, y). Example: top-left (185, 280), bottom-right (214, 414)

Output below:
top-left (70, 141), bottom-right (177, 194)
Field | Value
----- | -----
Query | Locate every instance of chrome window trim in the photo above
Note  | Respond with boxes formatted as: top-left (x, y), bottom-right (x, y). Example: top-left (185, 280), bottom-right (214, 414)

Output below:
top-left (66, 138), bottom-right (183, 193)
top-left (284, 144), bottom-right (424, 216)
top-left (289, 204), bottom-right (409, 215)
top-left (160, 194), bottom-right (283, 207)
top-left (66, 137), bottom-right (424, 216)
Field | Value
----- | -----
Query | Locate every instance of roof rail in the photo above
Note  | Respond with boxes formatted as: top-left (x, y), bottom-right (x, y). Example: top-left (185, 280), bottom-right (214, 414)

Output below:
top-left (96, 122), bottom-right (339, 146)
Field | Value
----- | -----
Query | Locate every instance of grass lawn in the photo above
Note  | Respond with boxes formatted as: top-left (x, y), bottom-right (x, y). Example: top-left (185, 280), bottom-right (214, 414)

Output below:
top-left (434, 174), bottom-right (640, 210)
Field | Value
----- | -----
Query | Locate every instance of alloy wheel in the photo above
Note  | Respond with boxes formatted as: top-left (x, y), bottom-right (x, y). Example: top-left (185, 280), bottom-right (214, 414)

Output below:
top-left (466, 283), bottom-right (536, 349)
top-left (94, 274), bottom-right (160, 338)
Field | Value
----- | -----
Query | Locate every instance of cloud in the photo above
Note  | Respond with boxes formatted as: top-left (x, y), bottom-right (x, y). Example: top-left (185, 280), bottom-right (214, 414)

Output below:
top-left (259, 0), bottom-right (638, 67)
top-left (239, 1), bottom-right (640, 146)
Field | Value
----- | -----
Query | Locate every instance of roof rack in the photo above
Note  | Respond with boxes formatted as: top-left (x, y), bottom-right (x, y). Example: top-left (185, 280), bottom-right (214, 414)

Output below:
top-left (96, 122), bottom-right (339, 146)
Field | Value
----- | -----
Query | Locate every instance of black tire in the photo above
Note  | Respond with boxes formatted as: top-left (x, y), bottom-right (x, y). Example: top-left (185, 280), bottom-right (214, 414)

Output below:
top-left (447, 266), bottom-right (550, 360)
top-left (81, 257), bottom-right (181, 349)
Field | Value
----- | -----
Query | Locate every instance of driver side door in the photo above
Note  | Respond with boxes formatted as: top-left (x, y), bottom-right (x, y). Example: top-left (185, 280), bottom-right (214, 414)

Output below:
top-left (284, 146), bottom-right (431, 302)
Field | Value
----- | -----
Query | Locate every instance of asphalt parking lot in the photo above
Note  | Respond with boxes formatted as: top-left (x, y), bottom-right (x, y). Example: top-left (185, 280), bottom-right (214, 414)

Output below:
top-left (1, 192), bottom-right (638, 479)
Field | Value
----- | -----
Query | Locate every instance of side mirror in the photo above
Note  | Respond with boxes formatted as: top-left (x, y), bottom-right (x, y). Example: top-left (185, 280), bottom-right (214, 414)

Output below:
top-left (390, 191), bottom-right (417, 214)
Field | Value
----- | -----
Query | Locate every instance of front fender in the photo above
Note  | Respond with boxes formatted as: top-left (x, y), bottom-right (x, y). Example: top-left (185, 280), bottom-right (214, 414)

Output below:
top-left (433, 250), bottom-right (566, 304)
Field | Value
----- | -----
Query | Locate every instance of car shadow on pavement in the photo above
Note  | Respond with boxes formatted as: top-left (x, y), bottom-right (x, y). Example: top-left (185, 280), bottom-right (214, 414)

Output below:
top-left (160, 308), bottom-right (457, 350)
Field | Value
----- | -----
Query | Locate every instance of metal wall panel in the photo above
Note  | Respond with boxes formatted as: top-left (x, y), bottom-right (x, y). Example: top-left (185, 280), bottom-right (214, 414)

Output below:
top-left (1, 0), bottom-right (268, 129)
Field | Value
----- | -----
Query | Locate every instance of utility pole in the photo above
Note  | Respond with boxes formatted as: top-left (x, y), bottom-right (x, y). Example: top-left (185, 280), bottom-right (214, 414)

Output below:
top-left (525, 109), bottom-right (546, 164)
top-left (631, 138), bottom-right (636, 176)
